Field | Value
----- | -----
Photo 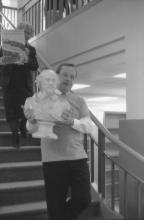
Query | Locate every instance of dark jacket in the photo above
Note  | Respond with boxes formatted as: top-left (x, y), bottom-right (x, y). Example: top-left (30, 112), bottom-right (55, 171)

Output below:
top-left (0, 45), bottom-right (38, 96)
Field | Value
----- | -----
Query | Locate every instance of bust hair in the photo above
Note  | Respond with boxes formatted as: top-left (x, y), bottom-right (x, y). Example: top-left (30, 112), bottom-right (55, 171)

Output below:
top-left (35, 69), bottom-right (58, 89)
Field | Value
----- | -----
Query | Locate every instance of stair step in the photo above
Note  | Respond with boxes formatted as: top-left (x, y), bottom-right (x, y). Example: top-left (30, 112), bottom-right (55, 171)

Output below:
top-left (0, 96), bottom-right (4, 106)
top-left (105, 197), bottom-right (120, 213)
top-left (0, 180), bottom-right (46, 205)
top-left (0, 119), bottom-right (10, 132)
top-left (0, 132), bottom-right (40, 146)
top-left (0, 107), bottom-right (6, 118)
top-left (78, 202), bottom-right (101, 219)
top-left (105, 182), bottom-right (119, 199)
top-left (0, 201), bottom-right (48, 220)
top-left (0, 161), bottom-right (43, 182)
top-left (105, 168), bottom-right (119, 183)
top-left (0, 87), bottom-right (3, 95)
top-left (0, 146), bottom-right (41, 162)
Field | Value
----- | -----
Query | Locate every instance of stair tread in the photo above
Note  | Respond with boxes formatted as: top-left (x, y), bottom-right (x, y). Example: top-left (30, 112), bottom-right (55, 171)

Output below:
top-left (0, 131), bottom-right (15, 134)
top-left (0, 179), bottom-right (44, 190)
top-left (0, 146), bottom-right (40, 151)
top-left (0, 118), bottom-right (6, 121)
top-left (0, 161), bottom-right (42, 169)
top-left (0, 131), bottom-right (13, 134)
top-left (0, 200), bottom-right (47, 215)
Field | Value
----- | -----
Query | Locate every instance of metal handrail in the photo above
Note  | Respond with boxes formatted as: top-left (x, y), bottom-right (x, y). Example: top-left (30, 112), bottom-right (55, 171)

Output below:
top-left (89, 111), bottom-right (144, 219)
top-left (90, 111), bottom-right (144, 163)
top-left (21, 0), bottom-right (102, 35)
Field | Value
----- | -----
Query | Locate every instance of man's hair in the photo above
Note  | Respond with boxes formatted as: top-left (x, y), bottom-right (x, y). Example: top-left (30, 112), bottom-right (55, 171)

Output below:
top-left (56, 63), bottom-right (77, 77)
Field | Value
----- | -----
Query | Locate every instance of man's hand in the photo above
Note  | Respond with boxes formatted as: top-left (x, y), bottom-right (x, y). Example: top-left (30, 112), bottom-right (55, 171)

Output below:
top-left (60, 109), bottom-right (74, 126)
top-left (19, 51), bottom-right (29, 64)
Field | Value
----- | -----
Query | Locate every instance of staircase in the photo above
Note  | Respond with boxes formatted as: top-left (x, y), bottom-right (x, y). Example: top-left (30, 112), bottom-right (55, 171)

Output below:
top-left (0, 87), bottom-right (48, 220)
top-left (0, 86), bottom-right (124, 220)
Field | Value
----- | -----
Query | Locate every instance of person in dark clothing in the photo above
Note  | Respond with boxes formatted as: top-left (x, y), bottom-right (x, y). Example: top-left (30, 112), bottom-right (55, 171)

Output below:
top-left (1, 23), bottom-right (39, 148)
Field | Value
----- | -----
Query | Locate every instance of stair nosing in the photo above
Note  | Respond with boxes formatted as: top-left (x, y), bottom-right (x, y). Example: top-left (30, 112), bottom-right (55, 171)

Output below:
top-left (0, 200), bottom-right (47, 215)
top-left (0, 179), bottom-right (44, 190)
top-left (0, 146), bottom-right (40, 150)
top-left (0, 161), bottom-right (42, 169)
top-left (0, 118), bottom-right (6, 121)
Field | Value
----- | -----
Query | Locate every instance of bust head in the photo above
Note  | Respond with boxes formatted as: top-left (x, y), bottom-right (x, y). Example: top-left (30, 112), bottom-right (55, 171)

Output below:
top-left (36, 69), bottom-right (59, 95)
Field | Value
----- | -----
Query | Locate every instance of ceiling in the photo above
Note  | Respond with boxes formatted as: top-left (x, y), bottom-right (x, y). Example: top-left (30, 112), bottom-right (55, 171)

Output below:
top-left (73, 60), bottom-right (126, 100)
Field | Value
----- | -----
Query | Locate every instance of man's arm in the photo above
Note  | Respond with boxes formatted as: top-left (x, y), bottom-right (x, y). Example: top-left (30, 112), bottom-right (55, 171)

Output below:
top-left (61, 97), bottom-right (98, 142)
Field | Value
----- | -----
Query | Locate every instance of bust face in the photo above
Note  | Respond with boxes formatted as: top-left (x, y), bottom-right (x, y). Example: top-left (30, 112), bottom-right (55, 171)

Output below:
top-left (39, 71), bottom-right (59, 95)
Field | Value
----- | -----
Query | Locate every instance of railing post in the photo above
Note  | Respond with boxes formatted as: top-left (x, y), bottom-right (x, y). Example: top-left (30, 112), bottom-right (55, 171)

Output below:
top-left (90, 138), bottom-right (94, 182)
top-left (83, 133), bottom-right (88, 153)
top-left (98, 129), bottom-right (105, 198)
top-left (137, 182), bottom-right (142, 219)
top-left (0, 0), bottom-right (2, 45)
top-left (123, 171), bottom-right (127, 217)
top-left (111, 161), bottom-right (115, 210)
top-left (58, 0), bottom-right (64, 19)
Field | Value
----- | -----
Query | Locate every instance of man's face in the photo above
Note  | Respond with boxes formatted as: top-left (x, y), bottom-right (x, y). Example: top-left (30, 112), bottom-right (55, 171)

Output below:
top-left (58, 66), bottom-right (77, 93)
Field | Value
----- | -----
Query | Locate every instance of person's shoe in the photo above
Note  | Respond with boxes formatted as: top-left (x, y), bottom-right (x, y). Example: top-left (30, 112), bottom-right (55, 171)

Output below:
top-left (12, 132), bottom-right (20, 148)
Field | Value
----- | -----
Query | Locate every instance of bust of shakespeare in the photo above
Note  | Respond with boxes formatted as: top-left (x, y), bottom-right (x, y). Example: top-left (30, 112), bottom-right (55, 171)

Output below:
top-left (24, 69), bottom-right (70, 139)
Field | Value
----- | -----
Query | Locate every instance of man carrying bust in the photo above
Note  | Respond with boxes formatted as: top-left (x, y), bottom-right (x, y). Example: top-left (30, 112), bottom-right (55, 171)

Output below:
top-left (24, 63), bottom-right (93, 220)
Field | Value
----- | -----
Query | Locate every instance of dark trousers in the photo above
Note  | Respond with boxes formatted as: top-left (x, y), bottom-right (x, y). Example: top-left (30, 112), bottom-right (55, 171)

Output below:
top-left (43, 159), bottom-right (91, 220)
top-left (8, 117), bottom-right (26, 134)
top-left (2, 87), bottom-right (27, 134)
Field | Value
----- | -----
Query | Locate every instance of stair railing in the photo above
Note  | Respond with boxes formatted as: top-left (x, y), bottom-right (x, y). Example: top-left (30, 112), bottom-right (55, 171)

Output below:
top-left (0, 5), bottom-right (17, 29)
top-left (86, 111), bottom-right (144, 219)
top-left (20, 0), bottom-right (102, 35)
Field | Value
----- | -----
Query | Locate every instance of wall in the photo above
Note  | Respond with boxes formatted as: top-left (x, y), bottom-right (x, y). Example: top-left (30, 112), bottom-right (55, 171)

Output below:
top-left (119, 120), bottom-right (144, 218)
top-left (2, 0), bottom-right (18, 7)
top-left (30, 0), bottom-right (126, 66)
top-left (30, 0), bottom-right (144, 119)
top-left (87, 98), bottom-right (126, 118)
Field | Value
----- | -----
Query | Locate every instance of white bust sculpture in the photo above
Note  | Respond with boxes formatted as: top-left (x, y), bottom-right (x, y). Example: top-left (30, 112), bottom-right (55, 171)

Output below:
top-left (24, 69), bottom-right (70, 139)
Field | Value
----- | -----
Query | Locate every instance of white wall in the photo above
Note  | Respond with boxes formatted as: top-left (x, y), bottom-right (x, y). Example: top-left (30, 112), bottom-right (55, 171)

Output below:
top-left (86, 97), bottom-right (126, 121)
top-left (2, 0), bottom-right (18, 7)
top-left (30, 0), bottom-right (126, 66)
